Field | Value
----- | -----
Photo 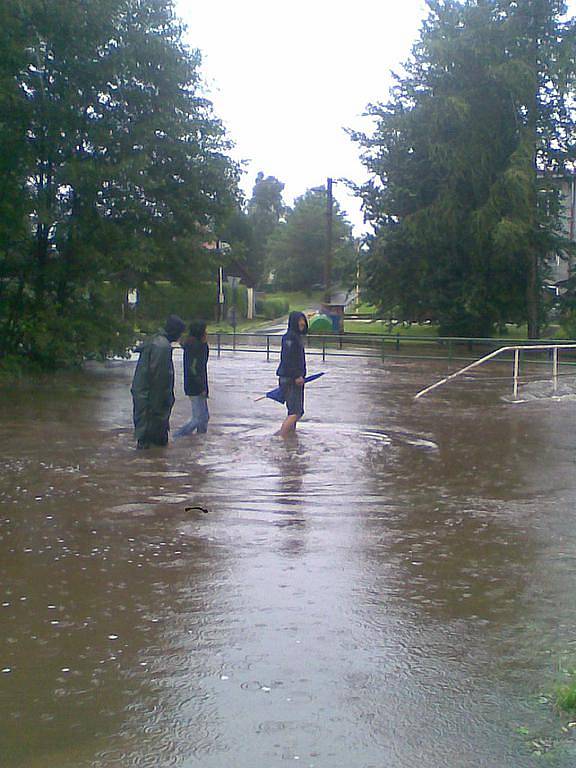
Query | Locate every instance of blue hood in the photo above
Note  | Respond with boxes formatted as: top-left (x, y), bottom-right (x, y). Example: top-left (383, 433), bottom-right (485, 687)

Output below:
top-left (287, 311), bottom-right (308, 335)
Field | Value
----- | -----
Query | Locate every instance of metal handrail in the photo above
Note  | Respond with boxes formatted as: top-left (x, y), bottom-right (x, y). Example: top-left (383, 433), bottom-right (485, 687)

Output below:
top-left (208, 328), bottom-right (564, 346)
top-left (204, 331), bottom-right (576, 367)
top-left (414, 343), bottom-right (576, 400)
top-left (211, 330), bottom-right (552, 345)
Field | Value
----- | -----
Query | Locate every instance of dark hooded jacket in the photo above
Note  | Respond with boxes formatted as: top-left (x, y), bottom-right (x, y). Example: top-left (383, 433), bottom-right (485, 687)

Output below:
top-left (182, 322), bottom-right (209, 397)
top-left (130, 316), bottom-right (185, 443)
top-left (276, 311), bottom-right (308, 381)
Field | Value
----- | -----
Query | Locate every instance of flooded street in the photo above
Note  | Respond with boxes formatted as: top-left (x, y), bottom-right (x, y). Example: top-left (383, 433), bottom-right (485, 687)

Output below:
top-left (2, 349), bottom-right (576, 767)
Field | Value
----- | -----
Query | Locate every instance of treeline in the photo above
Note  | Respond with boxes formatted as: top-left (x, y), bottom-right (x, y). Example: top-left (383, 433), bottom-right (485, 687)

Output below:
top-left (0, 0), bottom-right (358, 372)
top-left (223, 173), bottom-right (358, 293)
top-left (2, 0), bottom-right (576, 373)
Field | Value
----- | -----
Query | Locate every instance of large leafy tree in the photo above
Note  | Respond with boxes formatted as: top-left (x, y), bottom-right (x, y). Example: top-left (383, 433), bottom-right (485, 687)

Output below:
top-left (247, 172), bottom-right (285, 284)
top-left (267, 188), bottom-right (356, 292)
top-left (219, 205), bottom-right (258, 284)
top-left (353, 0), bottom-right (576, 337)
top-left (0, 0), bottom-right (239, 366)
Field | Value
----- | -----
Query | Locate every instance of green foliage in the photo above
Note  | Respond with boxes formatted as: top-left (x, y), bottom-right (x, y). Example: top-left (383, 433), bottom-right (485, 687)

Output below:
top-left (267, 188), bottom-right (356, 291)
top-left (555, 669), bottom-right (576, 712)
top-left (255, 297), bottom-right (289, 319)
top-left (222, 283), bottom-right (248, 319)
top-left (220, 208), bottom-right (258, 285)
top-left (13, 297), bottom-right (134, 369)
top-left (100, 279), bottom-right (251, 336)
top-left (0, 354), bottom-right (44, 382)
top-left (249, 173), bottom-right (285, 236)
top-left (214, 173), bottom-right (287, 289)
top-left (559, 308), bottom-right (576, 339)
top-left (246, 172), bottom-right (286, 285)
top-left (352, 0), bottom-right (576, 338)
top-left (0, 0), bottom-right (239, 367)
top-left (556, 683), bottom-right (576, 712)
top-left (122, 282), bottom-right (217, 332)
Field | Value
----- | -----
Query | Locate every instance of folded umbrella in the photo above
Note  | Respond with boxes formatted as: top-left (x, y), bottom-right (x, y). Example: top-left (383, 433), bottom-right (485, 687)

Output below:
top-left (256, 372), bottom-right (326, 403)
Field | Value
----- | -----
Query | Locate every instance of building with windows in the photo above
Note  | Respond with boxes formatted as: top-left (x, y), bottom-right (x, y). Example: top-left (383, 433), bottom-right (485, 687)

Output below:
top-left (546, 174), bottom-right (576, 294)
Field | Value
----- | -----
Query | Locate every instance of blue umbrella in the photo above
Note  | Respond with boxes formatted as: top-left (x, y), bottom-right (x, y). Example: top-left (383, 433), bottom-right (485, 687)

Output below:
top-left (256, 372), bottom-right (326, 403)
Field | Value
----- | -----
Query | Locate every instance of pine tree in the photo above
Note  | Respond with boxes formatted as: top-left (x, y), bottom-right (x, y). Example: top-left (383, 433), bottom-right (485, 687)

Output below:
top-left (352, 0), bottom-right (576, 337)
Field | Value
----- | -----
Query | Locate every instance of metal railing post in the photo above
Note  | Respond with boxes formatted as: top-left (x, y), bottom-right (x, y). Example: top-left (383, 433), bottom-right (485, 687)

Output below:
top-left (553, 347), bottom-right (559, 393)
top-left (217, 333), bottom-right (221, 358)
top-left (266, 335), bottom-right (270, 362)
top-left (414, 343), bottom-right (576, 400)
top-left (396, 333), bottom-right (400, 351)
top-left (322, 338), bottom-right (326, 362)
top-left (513, 348), bottom-right (520, 399)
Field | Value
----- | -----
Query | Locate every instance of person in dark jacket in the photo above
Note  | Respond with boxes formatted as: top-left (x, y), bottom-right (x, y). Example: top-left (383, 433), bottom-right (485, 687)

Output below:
top-left (130, 314), bottom-right (185, 449)
top-left (276, 311), bottom-right (308, 437)
top-left (174, 320), bottom-right (210, 438)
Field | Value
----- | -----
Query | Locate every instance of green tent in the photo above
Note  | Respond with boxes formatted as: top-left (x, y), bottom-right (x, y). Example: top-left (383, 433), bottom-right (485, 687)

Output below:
top-left (308, 314), bottom-right (333, 334)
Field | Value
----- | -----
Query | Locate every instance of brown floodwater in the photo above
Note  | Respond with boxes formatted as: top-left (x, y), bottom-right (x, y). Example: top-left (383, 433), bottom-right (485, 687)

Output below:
top-left (2, 349), bottom-right (576, 767)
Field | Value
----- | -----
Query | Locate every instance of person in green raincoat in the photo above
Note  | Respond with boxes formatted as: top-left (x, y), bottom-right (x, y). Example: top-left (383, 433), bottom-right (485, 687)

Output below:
top-left (130, 315), bottom-right (186, 449)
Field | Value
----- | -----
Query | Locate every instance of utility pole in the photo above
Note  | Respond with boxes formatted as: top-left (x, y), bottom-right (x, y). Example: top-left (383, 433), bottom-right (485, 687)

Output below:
top-left (324, 177), bottom-right (333, 305)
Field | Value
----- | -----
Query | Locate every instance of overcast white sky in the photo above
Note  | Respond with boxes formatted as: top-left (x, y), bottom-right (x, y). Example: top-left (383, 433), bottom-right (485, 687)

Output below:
top-left (176, 0), bottom-right (575, 234)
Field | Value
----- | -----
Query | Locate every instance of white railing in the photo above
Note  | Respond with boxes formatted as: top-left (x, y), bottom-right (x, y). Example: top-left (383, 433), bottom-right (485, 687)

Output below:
top-left (414, 344), bottom-right (576, 400)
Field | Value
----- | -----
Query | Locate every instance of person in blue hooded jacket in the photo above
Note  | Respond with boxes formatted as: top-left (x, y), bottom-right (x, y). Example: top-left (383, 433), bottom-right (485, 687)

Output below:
top-left (276, 311), bottom-right (308, 437)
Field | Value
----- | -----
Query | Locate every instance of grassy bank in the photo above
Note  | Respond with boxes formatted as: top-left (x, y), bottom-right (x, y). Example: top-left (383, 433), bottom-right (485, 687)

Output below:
top-left (207, 290), bottom-right (323, 333)
top-left (261, 290), bottom-right (322, 313)
top-left (207, 317), bottom-right (273, 334)
top-left (343, 320), bottom-right (440, 336)
top-left (342, 320), bottom-right (574, 341)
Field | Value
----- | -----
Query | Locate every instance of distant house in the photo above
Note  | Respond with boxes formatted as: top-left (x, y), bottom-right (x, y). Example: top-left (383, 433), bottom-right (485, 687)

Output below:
top-left (545, 174), bottom-right (576, 295)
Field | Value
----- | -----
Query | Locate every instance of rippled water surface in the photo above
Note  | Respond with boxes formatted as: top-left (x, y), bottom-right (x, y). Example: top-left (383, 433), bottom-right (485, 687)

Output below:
top-left (2, 350), bottom-right (576, 767)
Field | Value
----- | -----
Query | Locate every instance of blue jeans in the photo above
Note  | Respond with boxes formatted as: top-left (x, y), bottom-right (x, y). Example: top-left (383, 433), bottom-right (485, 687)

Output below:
top-left (174, 395), bottom-right (209, 437)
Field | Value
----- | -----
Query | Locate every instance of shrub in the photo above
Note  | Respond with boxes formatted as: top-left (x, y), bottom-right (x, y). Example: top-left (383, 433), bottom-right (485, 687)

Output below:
top-left (118, 282), bottom-right (250, 329)
top-left (4, 299), bottom-right (134, 369)
top-left (133, 282), bottom-right (218, 328)
top-left (559, 309), bottom-right (576, 340)
top-left (255, 298), bottom-right (289, 319)
top-left (556, 680), bottom-right (576, 712)
top-left (0, 354), bottom-right (31, 382)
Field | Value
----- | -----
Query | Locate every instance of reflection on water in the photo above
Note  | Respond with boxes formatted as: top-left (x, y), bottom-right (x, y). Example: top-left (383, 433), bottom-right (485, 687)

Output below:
top-left (2, 353), bottom-right (576, 766)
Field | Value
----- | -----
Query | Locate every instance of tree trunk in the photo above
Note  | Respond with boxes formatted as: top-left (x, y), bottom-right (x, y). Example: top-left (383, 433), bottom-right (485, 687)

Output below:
top-left (526, 245), bottom-right (540, 338)
top-left (526, 0), bottom-right (541, 339)
top-left (3, 276), bottom-right (26, 355)
top-left (35, 221), bottom-right (49, 308)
